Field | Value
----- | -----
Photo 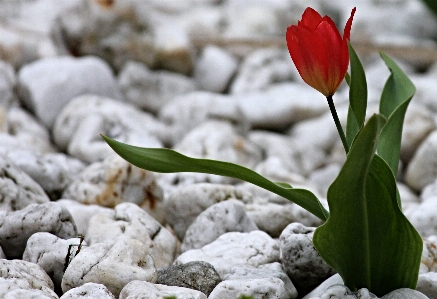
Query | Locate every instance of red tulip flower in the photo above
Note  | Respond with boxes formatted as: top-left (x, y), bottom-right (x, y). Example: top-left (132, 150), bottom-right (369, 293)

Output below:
top-left (286, 7), bottom-right (356, 97)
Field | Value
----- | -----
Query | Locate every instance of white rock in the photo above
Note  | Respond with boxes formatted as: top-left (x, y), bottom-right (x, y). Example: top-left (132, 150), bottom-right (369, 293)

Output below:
top-left (230, 48), bottom-right (296, 94)
top-left (86, 203), bottom-right (177, 268)
top-left (181, 199), bottom-right (258, 252)
top-left (405, 131), bottom-right (437, 191)
top-left (279, 223), bottom-right (336, 297)
top-left (59, 283), bottom-right (115, 299)
top-left (3, 289), bottom-right (55, 299)
top-left (0, 106), bottom-right (55, 153)
top-left (0, 202), bottom-right (77, 259)
top-left (194, 46), bottom-right (238, 93)
top-left (311, 284), bottom-right (378, 299)
top-left (0, 149), bottom-right (86, 200)
top-left (381, 288), bottom-right (430, 299)
top-left (419, 238), bottom-right (437, 274)
top-left (0, 60), bottom-right (16, 108)
top-left (165, 183), bottom-right (253, 240)
top-left (0, 259), bottom-right (58, 299)
top-left (309, 164), bottom-right (341, 198)
top-left (23, 232), bottom-right (86, 293)
top-left (235, 83), bottom-right (328, 130)
top-left (61, 239), bottom-right (157, 298)
top-left (63, 155), bottom-right (165, 223)
top-left (174, 230), bottom-right (280, 277)
top-left (118, 61), bottom-right (196, 113)
top-left (0, 155), bottom-right (50, 212)
top-left (159, 91), bottom-right (244, 145)
top-left (18, 56), bottom-right (121, 128)
top-left (406, 197), bottom-right (437, 238)
top-left (416, 272), bottom-right (437, 299)
top-left (57, 199), bottom-right (114, 236)
top-left (119, 280), bottom-right (207, 299)
top-left (302, 274), bottom-right (344, 299)
top-left (53, 94), bottom-right (167, 162)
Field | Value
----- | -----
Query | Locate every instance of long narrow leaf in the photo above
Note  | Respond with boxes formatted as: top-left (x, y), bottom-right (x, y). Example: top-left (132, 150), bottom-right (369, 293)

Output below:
top-left (102, 135), bottom-right (329, 221)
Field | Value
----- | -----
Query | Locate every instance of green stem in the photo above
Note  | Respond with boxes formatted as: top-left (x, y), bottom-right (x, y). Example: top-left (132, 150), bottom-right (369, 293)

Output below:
top-left (327, 95), bottom-right (350, 154)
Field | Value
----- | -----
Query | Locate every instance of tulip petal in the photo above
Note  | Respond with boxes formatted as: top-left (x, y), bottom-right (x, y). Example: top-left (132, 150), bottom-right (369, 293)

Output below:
top-left (300, 7), bottom-right (323, 30)
top-left (343, 7), bottom-right (356, 41)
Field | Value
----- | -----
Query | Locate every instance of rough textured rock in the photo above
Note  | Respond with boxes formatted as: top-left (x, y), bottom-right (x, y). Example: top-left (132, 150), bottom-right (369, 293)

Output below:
top-left (0, 259), bottom-right (58, 299)
top-left (416, 272), bottom-right (437, 299)
top-left (119, 280), bottom-right (207, 299)
top-left (86, 202), bottom-right (177, 268)
top-left (165, 183), bottom-right (253, 240)
top-left (157, 261), bottom-right (221, 296)
top-left (18, 55), bottom-right (121, 128)
top-left (181, 199), bottom-right (258, 252)
top-left (0, 202), bottom-right (77, 259)
top-left (59, 283), bottom-right (115, 299)
top-left (118, 61), bottom-right (196, 113)
top-left (63, 155), bottom-right (165, 223)
top-left (381, 288), bottom-right (430, 299)
top-left (279, 223), bottom-right (336, 297)
top-left (61, 239), bottom-right (157, 298)
top-left (23, 232), bottom-right (86, 293)
top-left (175, 231), bottom-right (280, 277)
top-left (52, 94), bottom-right (167, 163)
top-left (0, 155), bottom-right (50, 212)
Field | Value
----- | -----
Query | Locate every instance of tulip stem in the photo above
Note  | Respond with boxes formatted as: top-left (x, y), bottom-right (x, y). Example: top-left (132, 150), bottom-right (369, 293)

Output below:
top-left (327, 95), bottom-right (350, 154)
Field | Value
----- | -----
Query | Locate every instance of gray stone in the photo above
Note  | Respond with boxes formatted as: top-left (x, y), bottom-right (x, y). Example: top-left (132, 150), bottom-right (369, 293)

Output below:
top-left (119, 280), bottom-right (207, 299)
top-left (53, 94), bottom-right (167, 163)
top-left (181, 199), bottom-right (258, 252)
top-left (165, 183), bottom-right (253, 240)
top-left (194, 46), bottom-right (238, 93)
top-left (57, 199), bottom-right (113, 236)
top-left (175, 231), bottom-right (280, 277)
top-left (63, 155), bottom-right (164, 223)
top-left (18, 55), bottom-right (121, 128)
top-left (118, 61), bottom-right (196, 113)
top-left (279, 223), bottom-right (336, 297)
top-left (417, 272), bottom-right (437, 299)
top-left (0, 202), bottom-right (77, 259)
top-left (61, 239), bottom-right (157, 298)
top-left (381, 288), bottom-right (430, 299)
top-left (302, 274), bottom-right (344, 299)
top-left (312, 285), bottom-right (378, 299)
top-left (59, 283), bottom-right (115, 299)
top-left (157, 261), bottom-right (221, 296)
top-left (86, 203), bottom-right (177, 268)
top-left (3, 289), bottom-right (55, 299)
top-left (0, 149), bottom-right (86, 200)
top-left (0, 155), bottom-right (50, 212)
top-left (23, 232), bottom-right (86, 293)
top-left (0, 259), bottom-right (58, 299)
top-left (419, 238), bottom-right (437, 273)
top-left (0, 60), bottom-right (17, 108)
top-left (405, 197), bottom-right (437, 237)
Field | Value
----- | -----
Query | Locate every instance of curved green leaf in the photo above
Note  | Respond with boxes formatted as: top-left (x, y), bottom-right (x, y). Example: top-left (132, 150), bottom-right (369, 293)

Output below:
top-left (377, 52), bottom-right (416, 177)
top-left (313, 114), bottom-right (422, 296)
top-left (101, 135), bottom-right (329, 221)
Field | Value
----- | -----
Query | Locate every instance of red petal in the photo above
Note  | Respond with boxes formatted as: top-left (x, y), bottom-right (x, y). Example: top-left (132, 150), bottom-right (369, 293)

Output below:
top-left (300, 7), bottom-right (323, 31)
top-left (343, 7), bottom-right (356, 40)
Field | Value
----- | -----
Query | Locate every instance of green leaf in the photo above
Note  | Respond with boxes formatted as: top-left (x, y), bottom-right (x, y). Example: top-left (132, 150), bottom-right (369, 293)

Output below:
top-left (101, 135), bottom-right (329, 221)
top-left (377, 52), bottom-right (416, 177)
top-left (346, 43), bottom-right (367, 146)
top-left (313, 114), bottom-right (422, 297)
top-left (421, 0), bottom-right (437, 18)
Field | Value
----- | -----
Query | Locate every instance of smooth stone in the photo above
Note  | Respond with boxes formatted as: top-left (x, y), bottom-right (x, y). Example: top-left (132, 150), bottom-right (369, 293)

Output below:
top-left (0, 202), bottom-right (77, 259)
top-left (308, 163), bottom-right (341, 198)
top-left (280, 223), bottom-right (336, 297)
top-left (158, 91), bottom-right (244, 146)
top-left (3, 289), bottom-right (55, 299)
top-left (118, 61), bottom-right (196, 113)
top-left (0, 106), bottom-right (55, 153)
top-left (413, 75), bottom-right (437, 113)
top-left (405, 131), bottom-right (437, 191)
top-left (52, 94), bottom-right (167, 163)
top-left (174, 231), bottom-right (280, 278)
top-left (59, 283), bottom-right (115, 299)
top-left (420, 238), bottom-right (437, 273)
top-left (302, 274), bottom-right (344, 299)
top-left (157, 261), bottom-right (221, 297)
top-left (86, 203), bottom-right (177, 268)
top-left (61, 239), bottom-right (157, 298)
top-left (0, 155), bottom-right (50, 212)
top-left (405, 196), bottom-right (437, 237)
top-left (234, 83), bottom-right (328, 130)
top-left (181, 199), bottom-right (258, 252)
top-left (230, 48), bottom-right (296, 94)
top-left (57, 199), bottom-right (114, 236)
top-left (62, 155), bottom-right (165, 223)
top-left (18, 55), bottom-right (121, 128)
top-left (194, 46), bottom-right (238, 93)
top-left (0, 60), bottom-right (16, 108)
top-left (381, 288), bottom-right (430, 299)
top-left (0, 259), bottom-right (58, 299)
top-left (416, 272), bottom-right (437, 299)
top-left (165, 183), bottom-right (253, 240)
top-left (0, 149), bottom-right (86, 200)
top-left (119, 280), bottom-right (207, 299)
top-left (309, 284), bottom-right (377, 299)
top-left (23, 232), bottom-right (86, 293)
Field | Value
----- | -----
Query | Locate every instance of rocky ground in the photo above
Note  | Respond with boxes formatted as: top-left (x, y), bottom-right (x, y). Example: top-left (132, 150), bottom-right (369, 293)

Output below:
top-left (0, 0), bottom-right (437, 298)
